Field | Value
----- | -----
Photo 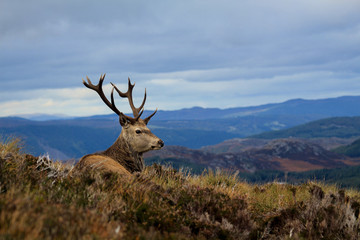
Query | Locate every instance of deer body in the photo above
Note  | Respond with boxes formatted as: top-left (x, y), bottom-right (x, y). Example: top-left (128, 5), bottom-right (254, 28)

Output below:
top-left (73, 75), bottom-right (164, 176)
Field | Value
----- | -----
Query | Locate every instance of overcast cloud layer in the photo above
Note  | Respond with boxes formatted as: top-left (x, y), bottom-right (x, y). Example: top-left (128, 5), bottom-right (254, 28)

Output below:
top-left (1, 0), bottom-right (360, 117)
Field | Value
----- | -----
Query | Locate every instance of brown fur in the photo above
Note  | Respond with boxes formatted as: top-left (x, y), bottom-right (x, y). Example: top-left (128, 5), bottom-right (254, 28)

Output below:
top-left (74, 155), bottom-right (131, 177)
top-left (73, 113), bottom-right (163, 176)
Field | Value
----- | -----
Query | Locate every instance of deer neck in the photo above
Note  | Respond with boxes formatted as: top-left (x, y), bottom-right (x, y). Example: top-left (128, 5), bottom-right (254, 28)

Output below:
top-left (102, 134), bottom-right (144, 173)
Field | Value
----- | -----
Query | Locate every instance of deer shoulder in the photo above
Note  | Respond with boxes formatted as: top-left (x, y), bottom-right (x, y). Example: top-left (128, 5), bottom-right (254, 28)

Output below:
top-left (72, 74), bottom-right (164, 177)
top-left (75, 155), bottom-right (131, 177)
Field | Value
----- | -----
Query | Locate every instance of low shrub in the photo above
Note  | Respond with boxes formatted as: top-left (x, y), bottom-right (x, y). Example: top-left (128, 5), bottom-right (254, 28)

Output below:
top-left (1, 138), bottom-right (359, 239)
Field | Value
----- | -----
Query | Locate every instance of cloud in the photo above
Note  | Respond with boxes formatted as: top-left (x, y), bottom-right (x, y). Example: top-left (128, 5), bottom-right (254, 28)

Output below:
top-left (0, 0), bottom-right (360, 116)
top-left (0, 67), bottom-right (359, 117)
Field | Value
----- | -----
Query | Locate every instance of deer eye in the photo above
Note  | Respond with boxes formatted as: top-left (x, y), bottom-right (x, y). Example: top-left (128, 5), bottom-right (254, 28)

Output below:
top-left (136, 130), bottom-right (142, 134)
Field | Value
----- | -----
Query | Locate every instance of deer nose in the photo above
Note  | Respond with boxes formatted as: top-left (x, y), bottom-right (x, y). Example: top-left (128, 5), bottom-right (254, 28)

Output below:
top-left (158, 140), bottom-right (164, 148)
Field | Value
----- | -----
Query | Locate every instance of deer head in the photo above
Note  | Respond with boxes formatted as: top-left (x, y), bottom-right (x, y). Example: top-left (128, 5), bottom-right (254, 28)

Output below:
top-left (82, 74), bottom-right (164, 153)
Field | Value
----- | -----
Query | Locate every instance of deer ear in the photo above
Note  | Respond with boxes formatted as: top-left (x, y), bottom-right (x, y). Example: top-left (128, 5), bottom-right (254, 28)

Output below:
top-left (119, 114), bottom-right (129, 127)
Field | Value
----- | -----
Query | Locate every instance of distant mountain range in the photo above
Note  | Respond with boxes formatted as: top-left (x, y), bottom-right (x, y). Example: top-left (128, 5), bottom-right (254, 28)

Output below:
top-left (11, 95), bottom-right (360, 121)
top-left (0, 95), bottom-right (360, 161)
top-left (12, 113), bottom-right (72, 121)
top-left (151, 95), bottom-right (360, 120)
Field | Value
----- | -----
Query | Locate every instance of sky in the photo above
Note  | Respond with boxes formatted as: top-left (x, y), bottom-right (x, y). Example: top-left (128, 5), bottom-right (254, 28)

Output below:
top-left (1, 0), bottom-right (360, 117)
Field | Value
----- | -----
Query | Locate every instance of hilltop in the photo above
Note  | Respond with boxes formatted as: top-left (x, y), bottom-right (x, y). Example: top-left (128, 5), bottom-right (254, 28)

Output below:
top-left (1, 138), bottom-right (360, 239)
top-left (251, 116), bottom-right (360, 139)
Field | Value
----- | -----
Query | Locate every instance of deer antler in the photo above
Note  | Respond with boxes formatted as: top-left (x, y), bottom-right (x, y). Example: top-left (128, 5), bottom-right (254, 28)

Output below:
top-left (144, 108), bottom-right (157, 124)
top-left (82, 74), bottom-right (121, 115)
top-left (83, 74), bottom-right (157, 124)
top-left (111, 78), bottom-right (146, 118)
top-left (82, 74), bottom-right (141, 124)
top-left (112, 77), bottom-right (158, 123)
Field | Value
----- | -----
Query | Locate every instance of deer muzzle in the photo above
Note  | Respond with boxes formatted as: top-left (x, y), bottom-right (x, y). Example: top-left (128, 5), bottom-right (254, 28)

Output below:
top-left (152, 139), bottom-right (164, 150)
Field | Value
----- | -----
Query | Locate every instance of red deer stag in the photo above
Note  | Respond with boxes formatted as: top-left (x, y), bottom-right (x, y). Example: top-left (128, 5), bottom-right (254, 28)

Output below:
top-left (73, 74), bottom-right (164, 177)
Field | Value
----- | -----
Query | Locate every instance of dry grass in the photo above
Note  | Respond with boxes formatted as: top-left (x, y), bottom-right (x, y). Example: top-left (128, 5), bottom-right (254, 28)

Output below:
top-left (0, 136), bottom-right (23, 159)
top-left (1, 137), bottom-right (360, 239)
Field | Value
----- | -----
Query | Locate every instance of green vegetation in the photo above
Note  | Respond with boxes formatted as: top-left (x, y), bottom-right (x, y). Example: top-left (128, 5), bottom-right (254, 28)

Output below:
top-left (252, 116), bottom-right (360, 139)
top-left (148, 157), bottom-right (360, 189)
top-left (334, 137), bottom-right (360, 157)
top-left (237, 166), bottom-right (360, 189)
top-left (1, 138), bottom-right (360, 239)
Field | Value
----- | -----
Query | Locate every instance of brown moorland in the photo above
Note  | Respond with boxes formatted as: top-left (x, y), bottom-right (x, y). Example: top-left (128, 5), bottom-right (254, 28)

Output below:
top-left (1, 137), bottom-right (360, 239)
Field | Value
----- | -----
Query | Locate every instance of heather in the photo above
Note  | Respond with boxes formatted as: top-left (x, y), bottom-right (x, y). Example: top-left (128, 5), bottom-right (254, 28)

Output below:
top-left (1, 138), bottom-right (359, 239)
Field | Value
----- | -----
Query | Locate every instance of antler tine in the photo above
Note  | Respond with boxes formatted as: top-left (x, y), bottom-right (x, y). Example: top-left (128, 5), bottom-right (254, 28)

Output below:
top-left (138, 89), bottom-right (147, 113)
top-left (144, 108), bottom-right (158, 124)
top-left (110, 86), bottom-right (117, 110)
top-left (111, 77), bottom-right (147, 118)
top-left (110, 86), bottom-right (140, 124)
top-left (82, 74), bottom-right (121, 116)
top-left (83, 74), bottom-right (105, 89)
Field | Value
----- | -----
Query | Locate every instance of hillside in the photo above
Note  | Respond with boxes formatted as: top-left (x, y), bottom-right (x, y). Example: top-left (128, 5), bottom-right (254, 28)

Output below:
top-left (251, 116), bottom-right (360, 139)
top-left (201, 137), bottom-right (355, 153)
top-left (0, 119), bottom-right (120, 159)
top-left (1, 139), bottom-right (360, 239)
top-left (236, 165), bottom-right (360, 189)
top-left (334, 137), bottom-right (360, 158)
top-left (145, 138), bottom-right (359, 173)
